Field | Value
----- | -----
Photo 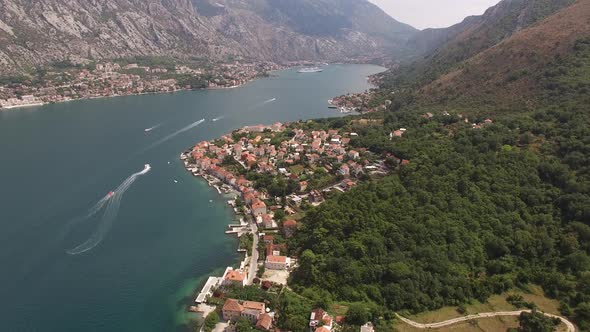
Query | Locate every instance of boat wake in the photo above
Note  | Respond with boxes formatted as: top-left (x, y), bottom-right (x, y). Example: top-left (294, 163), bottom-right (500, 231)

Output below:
top-left (144, 124), bottom-right (162, 133)
top-left (142, 119), bottom-right (206, 152)
top-left (249, 98), bottom-right (277, 110)
top-left (66, 164), bottom-right (151, 255)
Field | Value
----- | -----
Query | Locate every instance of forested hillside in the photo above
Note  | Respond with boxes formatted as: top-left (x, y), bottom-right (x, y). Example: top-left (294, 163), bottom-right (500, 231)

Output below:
top-left (287, 1), bottom-right (590, 331)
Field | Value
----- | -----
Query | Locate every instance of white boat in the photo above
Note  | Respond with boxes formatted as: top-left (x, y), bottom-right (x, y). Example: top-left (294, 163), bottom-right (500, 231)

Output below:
top-left (297, 67), bottom-right (323, 73)
top-left (174, 180), bottom-right (178, 183)
top-left (144, 124), bottom-right (161, 132)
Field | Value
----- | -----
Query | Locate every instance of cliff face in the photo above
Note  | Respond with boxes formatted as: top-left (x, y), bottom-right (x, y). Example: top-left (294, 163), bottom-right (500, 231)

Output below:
top-left (0, 0), bottom-right (416, 72)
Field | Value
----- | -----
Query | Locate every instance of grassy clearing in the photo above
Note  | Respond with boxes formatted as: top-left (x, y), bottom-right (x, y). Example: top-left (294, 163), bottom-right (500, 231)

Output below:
top-left (330, 302), bottom-right (349, 317)
top-left (395, 286), bottom-right (567, 332)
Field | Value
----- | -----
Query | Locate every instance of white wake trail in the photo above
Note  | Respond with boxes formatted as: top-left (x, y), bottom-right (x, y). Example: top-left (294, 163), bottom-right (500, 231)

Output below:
top-left (144, 123), bottom-right (162, 132)
top-left (66, 164), bottom-right (151, 255)
top-left (141, 119), bottom-right (206, 153)
top-left (58, 193), bottom-right (112, 240)
top-left (247, 98), bottom-right (277, 111)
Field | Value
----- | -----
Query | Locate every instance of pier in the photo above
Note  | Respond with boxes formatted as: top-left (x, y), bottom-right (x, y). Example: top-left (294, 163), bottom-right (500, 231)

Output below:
top-left (195, 276), bottom-right (221, 304)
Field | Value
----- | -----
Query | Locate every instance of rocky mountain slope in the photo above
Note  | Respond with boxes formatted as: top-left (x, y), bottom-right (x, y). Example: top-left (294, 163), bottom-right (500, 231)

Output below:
top-left (419, 0), bottom-right (590, 108)
top-left (385, 0), bottom-right (575, 87)
top-left (0, 0), bottom-right (416, 73)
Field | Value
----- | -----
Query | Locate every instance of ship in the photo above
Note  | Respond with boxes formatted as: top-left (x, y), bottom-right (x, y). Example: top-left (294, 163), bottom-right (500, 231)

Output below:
top-left (297, 67), bottom-right (323, 73)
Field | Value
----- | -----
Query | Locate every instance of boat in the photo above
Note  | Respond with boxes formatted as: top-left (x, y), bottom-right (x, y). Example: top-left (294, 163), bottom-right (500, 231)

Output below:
top-left (108, 191), bottom-right (115, 197)
top-left (174, 180), bottom-right (178, 183)
top-left (297, 67), bottom-right (323, 73)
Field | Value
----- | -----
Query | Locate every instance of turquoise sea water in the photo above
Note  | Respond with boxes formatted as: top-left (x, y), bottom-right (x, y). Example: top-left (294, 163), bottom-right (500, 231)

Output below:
top-left (0, 65), bottom-right (383, 332)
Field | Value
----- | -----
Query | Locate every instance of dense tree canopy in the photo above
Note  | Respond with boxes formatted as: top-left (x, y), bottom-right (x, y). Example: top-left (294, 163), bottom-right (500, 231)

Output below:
top-left (289, 102), bottom-right (590, 328)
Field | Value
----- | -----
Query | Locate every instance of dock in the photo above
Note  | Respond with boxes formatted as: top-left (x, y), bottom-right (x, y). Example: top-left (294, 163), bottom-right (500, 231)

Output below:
top-left (195, 276), bottom-right (221, 303)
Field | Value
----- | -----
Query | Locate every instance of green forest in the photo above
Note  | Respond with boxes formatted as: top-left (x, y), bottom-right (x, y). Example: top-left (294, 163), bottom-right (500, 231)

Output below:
top-left (286, 37), bottom-right (590, 330)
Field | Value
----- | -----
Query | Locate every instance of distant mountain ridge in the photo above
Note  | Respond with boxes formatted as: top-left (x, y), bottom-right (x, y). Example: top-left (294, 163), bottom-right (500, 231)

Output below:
top-left (420, 0), bottom-right (590, 108)
top-left (385, 0), bottom-right (576, 88)
top-left (380, 0), bottom-right (588, 110)
top-left (0, 0), bottom-right (416, 73)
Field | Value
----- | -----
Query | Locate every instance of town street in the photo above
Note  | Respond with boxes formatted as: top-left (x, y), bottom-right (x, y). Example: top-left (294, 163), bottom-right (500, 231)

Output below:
top-left (247, 221), bottom-right (259, 285)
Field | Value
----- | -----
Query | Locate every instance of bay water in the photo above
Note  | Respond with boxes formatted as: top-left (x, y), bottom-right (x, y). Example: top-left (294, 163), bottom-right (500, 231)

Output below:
top-left (0, 65), bottom-right (383, 332)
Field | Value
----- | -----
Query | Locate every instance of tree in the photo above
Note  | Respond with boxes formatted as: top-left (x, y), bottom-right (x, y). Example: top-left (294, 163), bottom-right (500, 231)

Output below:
top-left (203, 311), bottom-right (220, 332)
top-left (346, 303), bottom-right (370, 326)
top-left (274, 209), bottom-right (286, 222)
top-left (518, 310), bottom-right (559, 332)
top-left (235, 317), bottom-right (255, 332)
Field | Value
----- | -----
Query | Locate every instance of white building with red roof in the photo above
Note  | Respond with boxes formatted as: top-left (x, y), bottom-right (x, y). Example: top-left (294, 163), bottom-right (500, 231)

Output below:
top-left (265, 255), bottom-right (290, 270)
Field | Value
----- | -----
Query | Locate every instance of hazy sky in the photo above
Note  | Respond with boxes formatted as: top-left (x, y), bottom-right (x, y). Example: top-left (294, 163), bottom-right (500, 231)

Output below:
top-left (368, 0), bottom-right (501, 30)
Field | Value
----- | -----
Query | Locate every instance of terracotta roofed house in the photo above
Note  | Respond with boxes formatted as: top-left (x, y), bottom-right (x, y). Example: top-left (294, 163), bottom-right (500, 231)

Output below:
top-left (310, 308), bottom-right (333, 331)
top-left (251, 199), bottom-right (267, 216)
top-left (299, 180), bottom-right (308, 192)
top-left (256, 313), bottom-right (273, 331)
top-left (265, 255), bottom-right (290, 270)
top-left (222, 299), bottom-right (243, 321)
top-left (262, 234), bottom-right (275, 243)
top-left (242, 301), bottom-right (266, 323)
top-left (283, 220), bottom-right (297, 238)
top-left (222, 268), bottom-right (247, 287)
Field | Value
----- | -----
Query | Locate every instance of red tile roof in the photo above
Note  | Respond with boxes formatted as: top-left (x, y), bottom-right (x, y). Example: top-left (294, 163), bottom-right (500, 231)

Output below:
top-left (283, 220), bottom-right (297, 228)
top-left (266, 255), bottom-right (287, 263)
top-left (243, 301), bottom-right (265, 311)
top-left (223, 299), bottom-right (243, 312)
top-left (256, 313), bottom-right (273, 330)
top-left (224, 270), bottom-right (246, 282)
top-left (252, 200), bottom-right (267, 210)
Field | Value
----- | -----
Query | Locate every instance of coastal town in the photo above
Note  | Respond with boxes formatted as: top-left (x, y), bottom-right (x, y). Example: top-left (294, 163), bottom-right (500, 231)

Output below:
top-left (0, 60), bottom-right (285, 109)
top-left (180, 121), bottom-right (408, 332)
top-left (327, 75), bottom-right (390, 114)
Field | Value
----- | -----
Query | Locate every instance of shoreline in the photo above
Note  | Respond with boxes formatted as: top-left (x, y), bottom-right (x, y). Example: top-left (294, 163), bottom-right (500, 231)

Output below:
top-left (0, 64), bottom-right (382, 112)
top-left (0, 68), bottom-right (291, 111)
top-left (179, 151), bottom-right (253, 314)
top-left (0, 83), bottom-right (249, 111)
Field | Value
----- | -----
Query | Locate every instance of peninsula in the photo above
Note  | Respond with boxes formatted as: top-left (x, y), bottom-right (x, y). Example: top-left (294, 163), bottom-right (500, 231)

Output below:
top-left (180, 119), bottom-right (401, 331)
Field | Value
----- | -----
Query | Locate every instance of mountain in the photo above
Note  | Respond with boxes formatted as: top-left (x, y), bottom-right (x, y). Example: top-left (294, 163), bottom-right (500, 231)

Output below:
top-left (0, 0), bottom-right (416, 73)
top-left (385, 0), bottom-right (575, 88)
top-left (418, 0), bottom-right (590, 108)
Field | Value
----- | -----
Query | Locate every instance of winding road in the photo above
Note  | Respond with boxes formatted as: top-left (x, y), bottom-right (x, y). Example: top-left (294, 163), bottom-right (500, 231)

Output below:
top-left (396, 310), bottom-right (576, 331)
